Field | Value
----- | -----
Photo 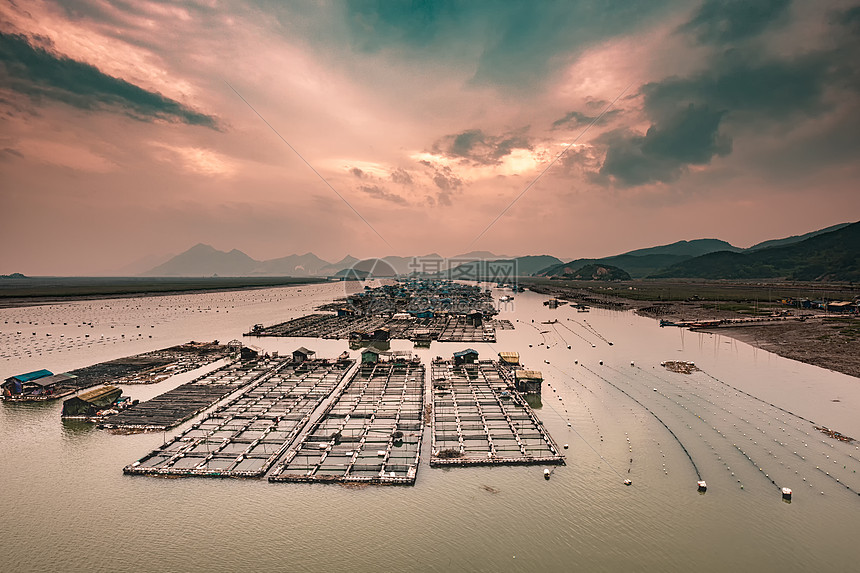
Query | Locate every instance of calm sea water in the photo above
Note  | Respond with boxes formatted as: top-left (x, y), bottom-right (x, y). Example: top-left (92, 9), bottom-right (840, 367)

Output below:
top-left (2, 282), bottom-right (859, 572)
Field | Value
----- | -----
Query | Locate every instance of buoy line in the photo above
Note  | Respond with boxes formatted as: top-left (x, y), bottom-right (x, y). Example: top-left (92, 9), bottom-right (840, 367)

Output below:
top-left (577, 363), bottom-right (703, 481)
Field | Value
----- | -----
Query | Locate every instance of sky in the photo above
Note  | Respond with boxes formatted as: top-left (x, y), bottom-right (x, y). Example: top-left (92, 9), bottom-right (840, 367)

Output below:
top-left (1, 0), bottom-right (859, 275)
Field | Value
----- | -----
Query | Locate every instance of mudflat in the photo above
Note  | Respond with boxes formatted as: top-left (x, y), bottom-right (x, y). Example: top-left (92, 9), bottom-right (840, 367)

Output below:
top-left (524, 279), bottom-right (860, 378)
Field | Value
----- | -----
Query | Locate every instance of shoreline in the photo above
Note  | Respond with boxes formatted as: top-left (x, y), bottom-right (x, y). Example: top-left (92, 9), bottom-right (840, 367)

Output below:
top-left (0, 276), bottom-right (330, 308)
top-left (523, 280), bottom-right (859, 379)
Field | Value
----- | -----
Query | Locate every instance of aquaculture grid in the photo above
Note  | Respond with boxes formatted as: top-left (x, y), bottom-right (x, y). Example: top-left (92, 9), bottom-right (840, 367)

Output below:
top-left (430, 360), bottom-right (564, 466)
top-left (124, 359), bottom-right (354, 477)
top-left (104, 356), bottom-right (282, 431)
top-left (270, 360), bottom-right (425, 485)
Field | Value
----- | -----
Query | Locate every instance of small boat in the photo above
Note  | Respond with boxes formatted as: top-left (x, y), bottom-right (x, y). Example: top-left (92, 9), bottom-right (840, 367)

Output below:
top-left (544, 469), bottom-right (551, 480)
top-left (697, 480), bottom-right (707, 492)
top-left (782, 487), bottom-right (792, 500)
top-left (623, 479), bottom-right (632, 486)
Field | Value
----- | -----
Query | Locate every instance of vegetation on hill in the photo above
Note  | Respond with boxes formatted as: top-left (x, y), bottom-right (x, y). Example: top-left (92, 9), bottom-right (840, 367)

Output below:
top-left (556, 264), bottom-right (631, 281)
top-left (650, 221), bottom-right (860, 281)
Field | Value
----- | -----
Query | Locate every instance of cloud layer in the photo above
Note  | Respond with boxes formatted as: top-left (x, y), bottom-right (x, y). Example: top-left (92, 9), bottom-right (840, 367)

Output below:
top-left (0, 0), bottom-right (858, 274)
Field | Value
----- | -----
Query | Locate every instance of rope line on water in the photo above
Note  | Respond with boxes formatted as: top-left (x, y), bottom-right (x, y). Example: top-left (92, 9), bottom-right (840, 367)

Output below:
top-left (579, 363), bottom-right (702, 480)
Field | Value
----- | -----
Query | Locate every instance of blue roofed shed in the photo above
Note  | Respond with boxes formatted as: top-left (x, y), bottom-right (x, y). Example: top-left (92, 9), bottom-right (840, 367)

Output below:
top-left (453, 348), bottom-right (479, 365)
top-left (2, 369), bottom-right (53, 396)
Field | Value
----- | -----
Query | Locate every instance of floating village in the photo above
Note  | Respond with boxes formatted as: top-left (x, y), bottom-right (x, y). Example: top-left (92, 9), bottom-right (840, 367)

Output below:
top-left (2, 280), bottom-right (564, 486)
top-left (3, 278), bottom-right (858, 502)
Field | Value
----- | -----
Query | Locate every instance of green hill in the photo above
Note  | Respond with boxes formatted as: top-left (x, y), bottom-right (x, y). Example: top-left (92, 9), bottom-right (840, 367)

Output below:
top-left (555, 264), bottom-right (631, 281)
top-left (538, 253), bottom-right (690, 279)
top-left (622, 238), bottom-right (741, 258)
top-left (538, 239), bottom-right (740, 279)
top-left (650, 221), bottom-right (860, 281)
top-left (746, 223), bottom-right (851, 251)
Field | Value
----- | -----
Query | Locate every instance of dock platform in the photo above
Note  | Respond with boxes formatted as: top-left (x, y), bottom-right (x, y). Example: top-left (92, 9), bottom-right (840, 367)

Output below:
top-left (124, 358), bottom-right (354, 476)
top-left (430, 359), bottom-right (564, 467)
top-left (270, 359), bottom-right (425, 485)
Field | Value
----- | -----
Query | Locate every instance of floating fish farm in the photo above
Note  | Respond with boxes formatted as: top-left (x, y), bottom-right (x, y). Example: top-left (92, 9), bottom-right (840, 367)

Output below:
top-left (270, 358), bottom-right (425, 485)
top-left (104, 356), bottom-right (284, 431)
top-left (430, 359), bottom-right (565, 467)
top-left (123, 358), bottom-right (354, 475)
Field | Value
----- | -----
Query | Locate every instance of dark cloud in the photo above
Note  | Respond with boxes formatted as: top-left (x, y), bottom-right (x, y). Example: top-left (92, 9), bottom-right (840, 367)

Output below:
top-left (551, 109), bottom-right (621, 130)
top-left (432, 166), bottom-right (461, 192)
top-left (350, 167), bottom-right (365, 178)
top-left (390, 167), bottom-right (413, 185)
top-left (679, 0), bottom-right (792, 45)
top-left (358, 184), bottom-right (407, 205)
top-left (0, 147), bottom-right (24, 160)
top-left (598, 24), bottom-right (857, 186)
top-left (433, 128), bottom-right (532, 165)
top-left (430, 165), bottom-right (462, 206)
top-left (835, 5), bottom-right (860, 34)
top-left (0, 31), bottom-right (217, 128)
top-left (597, 104), bottom-right (731, 186)
top-left (642, 51), bottom-right (833, 122)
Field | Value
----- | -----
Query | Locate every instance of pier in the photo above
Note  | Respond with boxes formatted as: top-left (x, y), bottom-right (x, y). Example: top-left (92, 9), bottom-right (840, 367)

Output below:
top-left (270, 358), bottom-right (425, 485)
top-left (123, 358), bottom-right (354, 476)
top-left (430, 359), bottom-right (564, 467)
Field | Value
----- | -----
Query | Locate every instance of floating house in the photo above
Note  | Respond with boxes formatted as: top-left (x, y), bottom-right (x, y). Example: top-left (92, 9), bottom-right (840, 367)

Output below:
top-left (62, 385), bottom-right (122, 418)
top-left (372, 327), bottom-right (391, 342)
top-left (514, 370), bottom-right (543, 394)
top-left (498, 352), bottom-right (520, 366)
top-left (361, 348), bottom-right (380, 364)
top-left (3, 370), bottom-right (78, 400)
top-left (3, 369), bottom-right (53, 397)
top-left (293, 347), bottom-right (316, 362)
top-left (453, 348), bottom-right (479, 365)
top-left (466, 310), bottom-right (483, 327)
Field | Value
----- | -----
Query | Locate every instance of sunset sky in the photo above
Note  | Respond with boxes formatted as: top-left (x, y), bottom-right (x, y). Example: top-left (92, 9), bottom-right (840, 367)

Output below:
top-left (2, 0), bottom-right (859, 275)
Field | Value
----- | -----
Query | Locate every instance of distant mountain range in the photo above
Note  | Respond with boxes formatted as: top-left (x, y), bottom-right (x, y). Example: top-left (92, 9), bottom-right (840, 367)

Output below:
top-left (142, 221), bottom-right (857, 281)
top-left (142, 244), bottom-right (344, 277)
top-left (142, 246), bottom-right (559, 278)
top-left (539, 222), bottom-right (859, 281)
